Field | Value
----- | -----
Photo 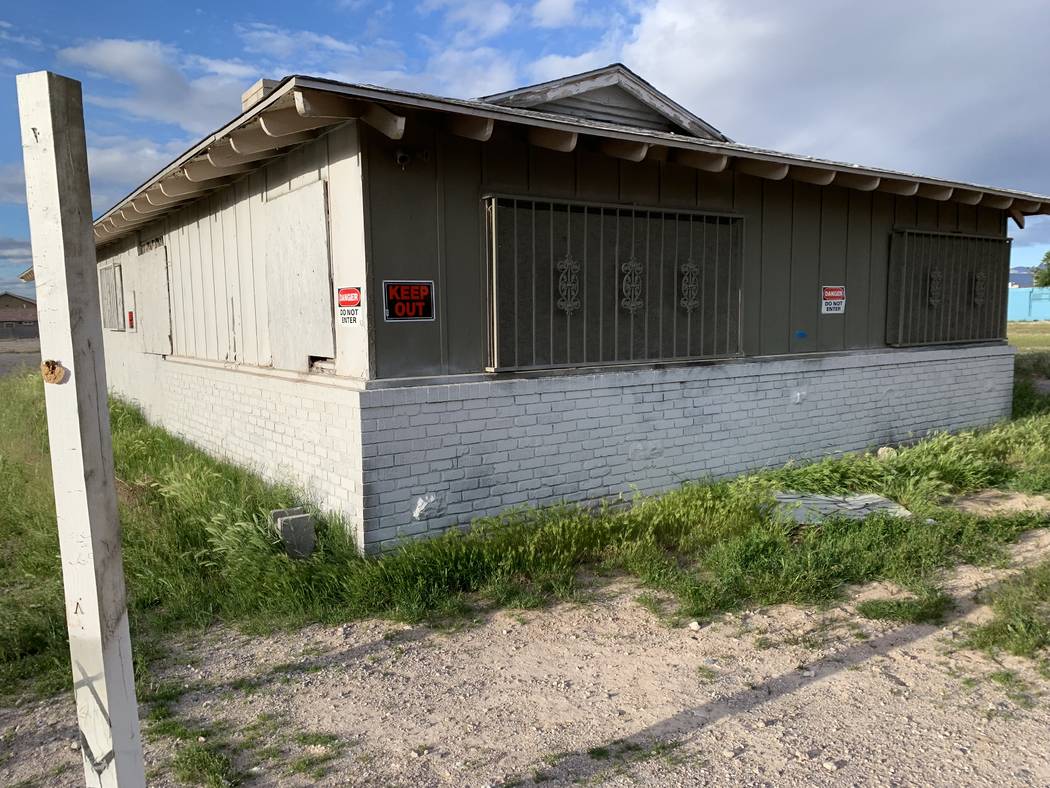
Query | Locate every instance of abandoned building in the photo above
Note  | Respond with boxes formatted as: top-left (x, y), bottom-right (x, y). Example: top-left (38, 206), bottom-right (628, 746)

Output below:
top-left (0, 291), bottom-right (38, 340)
top-left (86, 64), bottom-right (1049, 551)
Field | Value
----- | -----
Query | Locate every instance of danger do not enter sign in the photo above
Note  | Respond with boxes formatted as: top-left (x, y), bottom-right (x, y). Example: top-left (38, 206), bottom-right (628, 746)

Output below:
top-left (338, 287), bottom-right (362, 308)
top-left (383, 280), bottom-right (435, 322)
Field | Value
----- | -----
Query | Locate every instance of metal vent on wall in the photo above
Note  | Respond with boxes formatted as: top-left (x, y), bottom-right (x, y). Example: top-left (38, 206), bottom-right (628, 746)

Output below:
top-left (485, 196), bottom-right (743, 371)
top-left (886, 229), bottom-right (1010, 347)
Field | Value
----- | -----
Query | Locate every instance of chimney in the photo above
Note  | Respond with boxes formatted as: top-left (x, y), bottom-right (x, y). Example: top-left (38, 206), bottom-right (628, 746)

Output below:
top-left (241, 78), bottom-right (279, 112)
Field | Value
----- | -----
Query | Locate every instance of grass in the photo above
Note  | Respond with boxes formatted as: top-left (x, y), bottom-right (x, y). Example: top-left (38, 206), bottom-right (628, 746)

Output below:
top-left (172, 743), bottom-right (239, 788)
top-left (856, 591), bottom-right (954, 624)
top-left (965, 561), bottom-right (1050, 658)
top-left (1009, 321), bottom-right (1050, 355)
top-left (3, 353), bottom-right (1050, 704)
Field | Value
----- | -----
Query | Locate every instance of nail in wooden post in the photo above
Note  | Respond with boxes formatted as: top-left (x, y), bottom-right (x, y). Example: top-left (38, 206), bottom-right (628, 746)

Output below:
top-left (16, 71), bottom-right (146, 788)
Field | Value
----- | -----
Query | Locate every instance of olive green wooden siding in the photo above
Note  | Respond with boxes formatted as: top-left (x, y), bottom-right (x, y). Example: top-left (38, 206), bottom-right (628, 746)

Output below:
top-left (363, 117), bottom-right (1008, 379)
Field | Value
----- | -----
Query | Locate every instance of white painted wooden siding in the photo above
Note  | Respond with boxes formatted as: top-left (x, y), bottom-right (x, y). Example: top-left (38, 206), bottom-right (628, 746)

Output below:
top-left (98, 130), bottom-right (340, 371)
top-left (264, 179), bottom-right (335, 371)
top-left (535, 86), bottom-right (677, 132)
top-left (136, 246), bottom-right (172, 355)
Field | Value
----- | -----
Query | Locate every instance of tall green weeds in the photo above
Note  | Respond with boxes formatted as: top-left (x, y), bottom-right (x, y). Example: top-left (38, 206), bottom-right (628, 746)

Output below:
top-left (2, 361), bottom-right (1050, 697)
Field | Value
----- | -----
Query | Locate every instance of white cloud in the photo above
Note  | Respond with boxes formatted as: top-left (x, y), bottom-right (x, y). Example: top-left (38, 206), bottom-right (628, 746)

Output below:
top-left (0, 19), bottom-right (43, 50)
top-left (58, 39), bottom-right (258, 135)
top-left (532, 0), bottom-right (577, 27)
top-left (422, 0), bottom-right (516, 41)
top-left (426, 47), bottom-right (519, 97)
top-left (0, 163), bottom-right (25, 204)
top-left (86, 134), bottom-right (193, 214)
top-left (528, 47), bottom-right (614, 84)
top-left (236, 22), bottom-right (358, 62)
top-left (0, 237), bottom-right (33, 296)
top-left (0, 236), bottom-right (31, 266)
top-left (614, 0), bottom-right (1050, 193)
top-left (1015, 217), bottom-right (1050, 248)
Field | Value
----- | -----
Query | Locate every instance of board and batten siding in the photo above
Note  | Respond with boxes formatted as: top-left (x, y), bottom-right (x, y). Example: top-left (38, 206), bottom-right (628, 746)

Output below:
top-left (363, 117), bottom-right (1009, 379)
top-left (96, 125), bottom-right (369, 375)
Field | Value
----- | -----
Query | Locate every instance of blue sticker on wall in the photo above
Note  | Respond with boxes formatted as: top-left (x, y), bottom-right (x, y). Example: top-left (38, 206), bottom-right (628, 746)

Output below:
top-left (794, 330), bottom-right (808, 339)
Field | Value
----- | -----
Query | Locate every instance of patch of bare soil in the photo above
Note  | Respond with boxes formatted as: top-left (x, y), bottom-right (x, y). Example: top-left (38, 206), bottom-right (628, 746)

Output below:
top-left (4, 534), bottom-right (1050, 787)
top-left (950, 490), bottom-right (1050, 517)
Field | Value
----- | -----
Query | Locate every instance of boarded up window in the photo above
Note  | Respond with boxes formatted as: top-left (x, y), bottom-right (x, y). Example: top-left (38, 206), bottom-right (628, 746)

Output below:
top-left (886, 230), bottom-right (1010, 347)
top-left (99, 264), bottom-right (125, 331)
top-left (136, 246), bottom-right (172, 355)
top-left (486, 196), bottom-right (742, 371)
top-left (263, 180), bottom-right (335, 372)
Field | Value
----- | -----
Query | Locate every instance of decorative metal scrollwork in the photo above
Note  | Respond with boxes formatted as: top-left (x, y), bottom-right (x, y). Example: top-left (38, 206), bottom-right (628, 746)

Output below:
top-left (620, 257), bottom-right (644, 314)
top-left (679, 261), bottom-right (700, 313)
top-left (973, 270), bottom-right (987, 307)
top-left (928, 269), bottom-right (943, 308)
top-left (555, 254), bottom-right (581, 315)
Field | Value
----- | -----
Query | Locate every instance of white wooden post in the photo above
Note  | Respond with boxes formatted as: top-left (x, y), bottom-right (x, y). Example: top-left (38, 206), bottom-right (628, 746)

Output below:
top-left (16, 71), bottom-right (146, 788)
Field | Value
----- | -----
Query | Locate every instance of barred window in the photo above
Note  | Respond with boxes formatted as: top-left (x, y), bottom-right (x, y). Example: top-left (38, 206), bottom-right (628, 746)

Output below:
top-left (99, 264), bottom-right (125, 331)
top-left (886, 230), bottom-right (1010, 347)
top-left (485, 196), bottom-right (743, 371)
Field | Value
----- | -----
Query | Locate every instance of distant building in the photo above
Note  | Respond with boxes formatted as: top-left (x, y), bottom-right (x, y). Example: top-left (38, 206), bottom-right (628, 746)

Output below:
top-left (0, 292), bottom-right (38, 339)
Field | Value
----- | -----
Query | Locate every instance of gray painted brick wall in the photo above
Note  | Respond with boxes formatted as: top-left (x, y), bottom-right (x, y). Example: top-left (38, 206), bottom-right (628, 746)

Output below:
top-left (102, 332), bottom-right (1013, 554)
top-left (101, 338), bottom-right (368, 547)
top-left (357, 345), bottom-right (1014, 551)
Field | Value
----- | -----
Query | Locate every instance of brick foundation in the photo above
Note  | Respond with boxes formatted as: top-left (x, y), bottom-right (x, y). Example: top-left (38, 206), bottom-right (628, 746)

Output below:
top-left (102, 335), bottom-right (1014, 553)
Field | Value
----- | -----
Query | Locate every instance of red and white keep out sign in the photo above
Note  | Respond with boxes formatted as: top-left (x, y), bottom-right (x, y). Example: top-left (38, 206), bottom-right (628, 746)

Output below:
top-left (338, 287), bottom-right (362, 308)
top-left (821, 285), bottom-right (845, 314)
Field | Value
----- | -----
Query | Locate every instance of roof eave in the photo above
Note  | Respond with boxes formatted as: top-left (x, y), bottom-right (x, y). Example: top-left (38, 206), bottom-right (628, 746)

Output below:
top-left (92, 75), bottom-right (1050, 247)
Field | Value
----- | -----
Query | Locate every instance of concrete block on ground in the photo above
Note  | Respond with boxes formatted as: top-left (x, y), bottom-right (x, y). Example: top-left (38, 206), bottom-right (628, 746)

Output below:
top-left (277, 512), bottom-right (316, 559)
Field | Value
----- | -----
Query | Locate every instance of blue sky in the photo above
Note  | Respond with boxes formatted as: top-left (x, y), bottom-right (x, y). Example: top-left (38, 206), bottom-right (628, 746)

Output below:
top-left (2, 0), bottom-right (1049, 297)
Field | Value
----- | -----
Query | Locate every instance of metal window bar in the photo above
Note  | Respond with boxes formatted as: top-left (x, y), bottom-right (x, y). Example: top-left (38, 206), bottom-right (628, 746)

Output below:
top-left (486, 195), bottom-right (744, 371)
top-left (886, 228), bottom-right (1010, 347)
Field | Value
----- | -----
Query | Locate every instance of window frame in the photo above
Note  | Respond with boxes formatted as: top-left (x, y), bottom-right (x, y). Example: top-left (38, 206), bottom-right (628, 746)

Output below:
top-left (483, 193), bottom-right (746, 373)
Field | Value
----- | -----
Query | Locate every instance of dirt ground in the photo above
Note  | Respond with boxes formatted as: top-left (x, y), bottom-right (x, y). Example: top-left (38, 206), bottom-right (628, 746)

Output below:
top-left (3, 518), bottom-right (1050, 788)
top-left (0, 337), bottom-right (40, 377)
